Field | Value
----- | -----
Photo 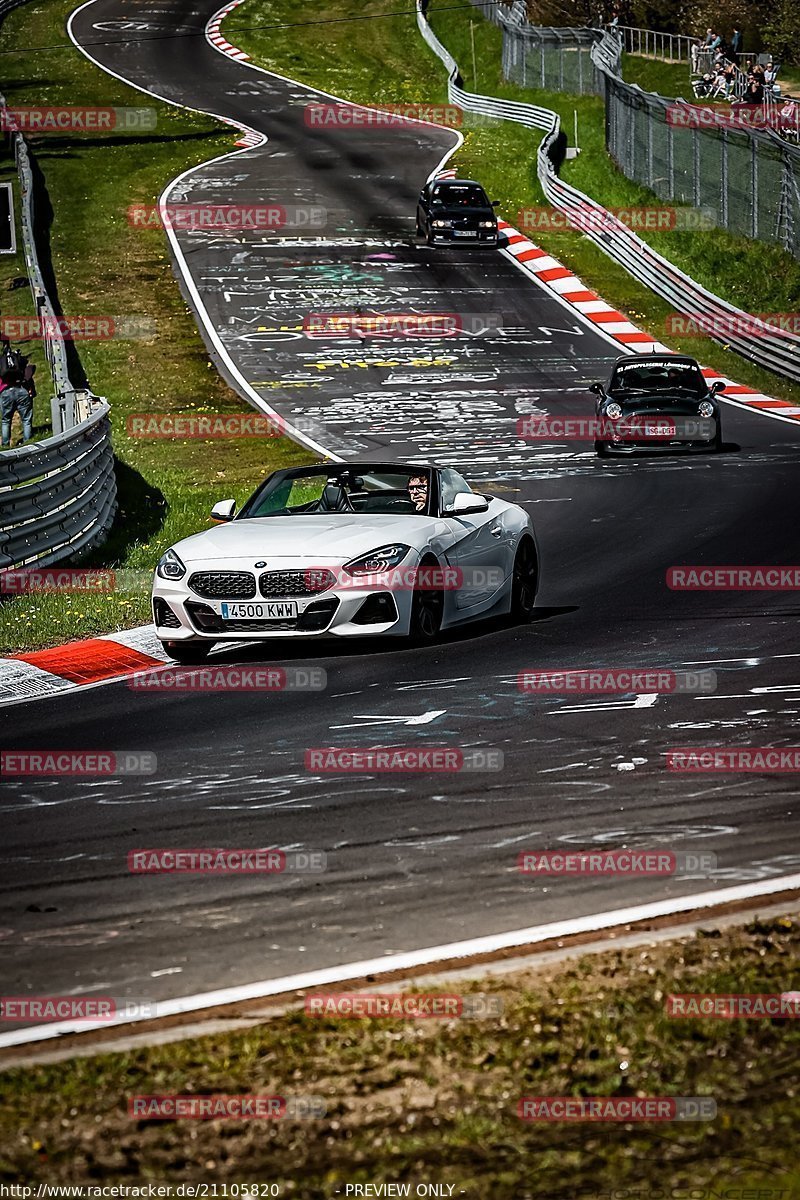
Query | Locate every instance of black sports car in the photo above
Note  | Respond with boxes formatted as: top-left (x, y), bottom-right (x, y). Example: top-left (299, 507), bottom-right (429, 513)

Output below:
top-left (416, 178), bottom-right (499, 245)
top-left (591, 354), bottom-right (725, 456)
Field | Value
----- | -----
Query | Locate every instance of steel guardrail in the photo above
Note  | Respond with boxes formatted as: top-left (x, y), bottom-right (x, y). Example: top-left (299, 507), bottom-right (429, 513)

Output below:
top-left (417, 0), bottom-right (800, 384)
top-left (0, 400), bottom-right (116, 567)
top-left (0, 6), bottom-right (117, 568)
top-left (11, 130), bottom-right (82, 431)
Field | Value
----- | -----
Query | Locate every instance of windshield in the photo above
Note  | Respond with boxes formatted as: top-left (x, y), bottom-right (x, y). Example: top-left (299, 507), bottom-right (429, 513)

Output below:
top-left (431, 184), bottom-right (490, 209)
top-left (609, 360), bottom-right (706, 397)
top-left (241, 468), bottom-right (434, 518)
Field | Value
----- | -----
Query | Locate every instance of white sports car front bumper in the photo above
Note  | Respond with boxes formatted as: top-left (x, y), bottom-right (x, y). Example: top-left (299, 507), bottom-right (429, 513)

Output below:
top-left (152, 561), bottom-right (417, 642)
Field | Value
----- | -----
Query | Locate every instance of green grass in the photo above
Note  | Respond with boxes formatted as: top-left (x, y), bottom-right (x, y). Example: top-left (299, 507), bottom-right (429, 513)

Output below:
top-left (621, 53), bottom-right (691, 97)
top-left (623, 51), bottom-right (800, 100)
top-left (0, 0), bottom-right (313, 655)
top-left (226, 0), bottom-right (800, 413)
top-left (2, 916), bottom-right (799, 1192)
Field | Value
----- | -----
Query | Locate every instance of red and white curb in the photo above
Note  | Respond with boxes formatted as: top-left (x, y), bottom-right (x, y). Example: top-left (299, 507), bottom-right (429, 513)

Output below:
top-left (206, 0), bottom-right (269, 148)
top-left (0, 625), bottom-right (168, 707)
top-left (233, 129), bottom-right (263, 148)
top-left (206, 0), bottom-right (249, 62)
top-left (498, 219), bottom-right (800, 425)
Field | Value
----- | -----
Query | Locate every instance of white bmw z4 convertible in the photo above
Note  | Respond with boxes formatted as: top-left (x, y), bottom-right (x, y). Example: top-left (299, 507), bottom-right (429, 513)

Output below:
top-left (152, 462), bottom-right (539, 662)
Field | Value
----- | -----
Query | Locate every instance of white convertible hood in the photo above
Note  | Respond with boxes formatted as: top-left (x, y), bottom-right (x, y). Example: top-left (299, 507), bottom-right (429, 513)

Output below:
top-left (173, 514), bottom-right (436, 562)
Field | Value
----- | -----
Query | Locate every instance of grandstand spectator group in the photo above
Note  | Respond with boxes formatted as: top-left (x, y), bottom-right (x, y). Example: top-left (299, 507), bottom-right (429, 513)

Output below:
top-left (685, 26), bottom-right (798, 134)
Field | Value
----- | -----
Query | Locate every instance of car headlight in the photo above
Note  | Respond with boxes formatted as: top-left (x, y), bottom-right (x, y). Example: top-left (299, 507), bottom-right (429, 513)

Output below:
top-left (698, 400), bottom-right (715, 417)
top-left (479, 220), bottom-right (495, 228)
top-left (342, 544), bottom-right (411, 576)
top-left (156, 548), bottom-right (186, 581)
top-left (431, 219), bottom-right (452, 228)
top-left (605, 402), bottom-right (623, 420)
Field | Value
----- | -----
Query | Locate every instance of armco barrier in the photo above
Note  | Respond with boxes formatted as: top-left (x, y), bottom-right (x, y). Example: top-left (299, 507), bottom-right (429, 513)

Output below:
top-left (417, 0), bottom-right (800, 385)
top-left (0, 46), bottom-right (117, 565)
top-left (12, 132), bottom-right (83, 433)
top-left (0, 399), bottom-right (116, 567)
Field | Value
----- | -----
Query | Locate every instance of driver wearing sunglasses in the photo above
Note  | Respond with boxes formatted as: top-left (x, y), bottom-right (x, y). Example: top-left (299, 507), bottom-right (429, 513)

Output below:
top-left (407, 474), bottom-right (429, 512)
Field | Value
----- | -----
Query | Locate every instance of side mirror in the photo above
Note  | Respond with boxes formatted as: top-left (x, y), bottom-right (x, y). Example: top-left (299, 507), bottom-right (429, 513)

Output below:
top-left (211, 498), bottom-right (236, 522)
top-left (590, 382), bottom-right (605, 396)
top-left (491, 200), bottom-right (500, 207)
top-left (711, 380), bottom-right (726, 393)
top-left (450, 492), bottom-right (490, 516)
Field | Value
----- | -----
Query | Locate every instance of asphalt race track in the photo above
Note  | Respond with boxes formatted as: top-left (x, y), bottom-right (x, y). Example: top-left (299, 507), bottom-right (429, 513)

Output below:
top-left (1, 0), bottom-right (799, 1025)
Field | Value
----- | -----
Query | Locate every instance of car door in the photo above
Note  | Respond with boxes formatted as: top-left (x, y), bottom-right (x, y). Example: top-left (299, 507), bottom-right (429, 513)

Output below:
top-left (438, 470), bottom-right (509, 612)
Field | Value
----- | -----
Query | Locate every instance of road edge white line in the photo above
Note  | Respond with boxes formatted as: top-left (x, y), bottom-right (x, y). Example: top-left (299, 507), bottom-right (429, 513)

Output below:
top-left (67, 2), bottom-right (340, 461)
top-left (2, 873), bottom-right (798, 1050)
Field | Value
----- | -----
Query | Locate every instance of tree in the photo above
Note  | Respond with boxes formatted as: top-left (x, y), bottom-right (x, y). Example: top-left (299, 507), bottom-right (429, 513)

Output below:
top-left (759, 0), bottom-right (800, 65)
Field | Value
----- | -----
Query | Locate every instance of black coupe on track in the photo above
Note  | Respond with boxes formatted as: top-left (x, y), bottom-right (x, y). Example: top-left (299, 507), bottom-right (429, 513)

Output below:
top-left (416, 178), bottom-right (500, 246)
top-left (591, 354), bottom-right (725, 456)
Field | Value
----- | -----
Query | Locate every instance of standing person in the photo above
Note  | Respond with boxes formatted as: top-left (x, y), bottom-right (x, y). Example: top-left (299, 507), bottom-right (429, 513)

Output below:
top-left (730, 27), bottom-right (742, 59)
top-left (693, 29), bottom-right (717, 73)
top-left (0, 369), bottom-right (33, 447)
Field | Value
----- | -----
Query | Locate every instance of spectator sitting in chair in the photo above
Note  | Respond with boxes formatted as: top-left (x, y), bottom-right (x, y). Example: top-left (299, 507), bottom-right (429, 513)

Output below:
top-left (780, 98), bottom-right (799, 132)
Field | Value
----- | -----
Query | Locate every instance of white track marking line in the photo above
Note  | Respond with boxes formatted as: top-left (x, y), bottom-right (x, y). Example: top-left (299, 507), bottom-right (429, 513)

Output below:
top-left (1, 873), bottom-right (798, 1049)
top-left (330, 709), bottom-right (447, 729)
top-left (67, 2), bottom-right (338, 461)
top-left (68, 0), bottom-right (464, 461)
